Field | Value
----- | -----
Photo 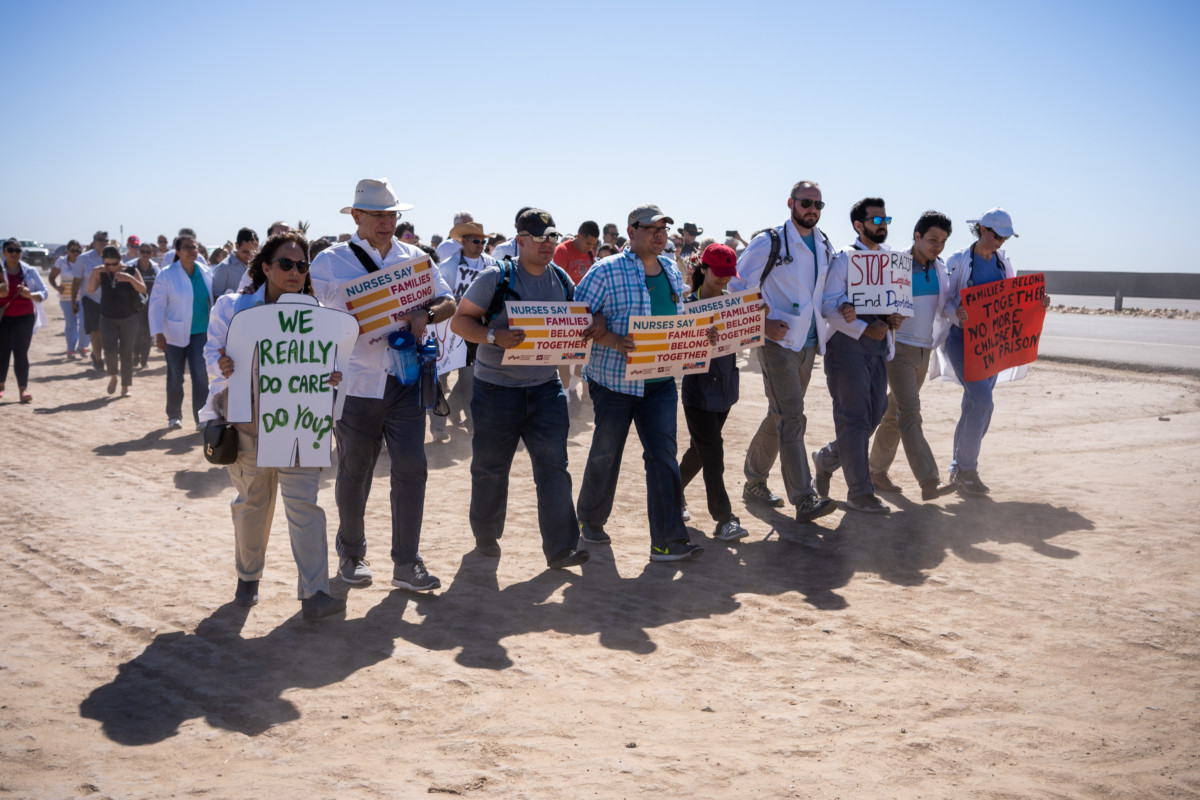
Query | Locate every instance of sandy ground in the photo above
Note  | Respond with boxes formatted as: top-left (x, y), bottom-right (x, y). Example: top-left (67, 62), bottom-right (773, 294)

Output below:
top-left (2, 303), bottom-right (1198, 800)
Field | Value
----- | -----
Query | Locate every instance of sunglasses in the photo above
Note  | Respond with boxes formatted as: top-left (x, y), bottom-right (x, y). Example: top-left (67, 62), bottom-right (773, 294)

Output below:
top-left (985, 227), bottom-right (1008, 240)
top-left (5, 247), bottom-right (21, 254)
top-left (522, 233), bottom-right (561, 243)
top-left (792, 198), bottom-right (826, 209)
top-left (865, 216), bottom-right (892, 226)
top-left (68, 248), bottom-right (82, 254)
top-left (139, 249), bottom-right (153, 254)
top-left (270, 257), bottom-right (310, 273)
top-left (464, 237), bottom-right (487, 245)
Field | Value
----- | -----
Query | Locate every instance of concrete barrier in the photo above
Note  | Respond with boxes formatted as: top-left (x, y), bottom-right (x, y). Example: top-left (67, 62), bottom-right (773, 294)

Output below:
top-left (1024, 271), bottom-right (1200, 299)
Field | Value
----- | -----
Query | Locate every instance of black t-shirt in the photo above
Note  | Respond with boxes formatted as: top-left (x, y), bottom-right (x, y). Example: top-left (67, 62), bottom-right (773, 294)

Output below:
top-left (99, 266), bottom-right (143, 319)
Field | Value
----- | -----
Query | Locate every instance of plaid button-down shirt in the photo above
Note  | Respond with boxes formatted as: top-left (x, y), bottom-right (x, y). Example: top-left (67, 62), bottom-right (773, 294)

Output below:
top-left (576, 248), bottom-right (685, 397)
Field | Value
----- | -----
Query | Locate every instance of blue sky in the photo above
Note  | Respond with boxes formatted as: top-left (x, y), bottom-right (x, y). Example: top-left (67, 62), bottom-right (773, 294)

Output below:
top-left (4, 0), bottom-right (1198, 273)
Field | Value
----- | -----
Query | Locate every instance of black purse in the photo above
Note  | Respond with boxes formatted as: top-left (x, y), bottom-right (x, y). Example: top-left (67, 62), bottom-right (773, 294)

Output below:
top-left (203, 420), bottom-right (239, 465)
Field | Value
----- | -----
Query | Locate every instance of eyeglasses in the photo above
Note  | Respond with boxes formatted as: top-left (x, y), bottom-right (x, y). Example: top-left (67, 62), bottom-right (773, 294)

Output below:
top-left (103, 261), bottom-right (121, 267)
top-left (360, 210), bottom-right (399, 221)
top-left (179, 244), bottom-right (198, 251)
top-left (269, 257), bottom-right (310, 273)
top-left (521, 233), bottom-right (561, 243)
top-left (464, 238), bottom-right (487, 245)
top-left (68, 248), bottom-right (82, 254)
top-left (635, 225), bottom-right (669, 236)
top-left (139, 248), bottom-right (153, 254)
top-left (865, 216), bottom-right (892, 226)
top-left (4, 247), bottom-right (21, 254)
top-left (792, 198), bottom-right (826, 209)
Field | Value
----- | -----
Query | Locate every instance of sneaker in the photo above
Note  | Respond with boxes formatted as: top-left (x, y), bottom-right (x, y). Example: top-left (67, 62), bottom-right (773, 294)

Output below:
top-left (392, 561), bottom-right (441, 592)
top-left (301, 591), bottom-right (346, 621)
top-left (66, 350), bottom-right (76, 360)
top-left (548, 548), bottom-right (590, 569)
top-left (579, 521), bottom-right (611, 544)
top-left (811, 451), bottom-right (832, 498)
top-left (842, 494), bottom-right (891, 514)
top-left (795, 494), bottom-right (837, 523)
top-left (870, 471), bottom-right (904, 493)
top-left (650, 540), bottom-right (705, 562)
top-left (338, 556), bottom-right (373, 586)
top-left (78, 347), bottom-right (88, 357)
top-left (713, 517), bottom-right (749, 542)
top-left (195, 422), bottom-right (205, 432)
top-left (920, 480), bottom-right (957, 501)
top-left (234, 579), bottom-right (259, 607)
top-left (952, 469), bottom-right (990, 495)
top-left (167, 418), bottom-right (183, 430)
top-left (743, 481), bottom-right (784, 508)
top-left (432, 429), bottom-right (450, 442)
top-left (681, 503), bottom-right (691, 523)
top-left (474, 537), bottom-right (502, 557)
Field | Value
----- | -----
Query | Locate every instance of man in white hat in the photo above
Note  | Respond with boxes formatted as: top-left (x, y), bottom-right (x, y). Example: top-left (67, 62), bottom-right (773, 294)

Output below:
top-left (434, 211), bottom-right (474, 264)
top-left (309, 178), bottom-right (457, 592)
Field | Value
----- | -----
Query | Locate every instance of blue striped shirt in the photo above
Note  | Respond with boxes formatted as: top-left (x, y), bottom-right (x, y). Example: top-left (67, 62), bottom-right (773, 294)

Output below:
top-left (576, 248), bottom-right (685, 397)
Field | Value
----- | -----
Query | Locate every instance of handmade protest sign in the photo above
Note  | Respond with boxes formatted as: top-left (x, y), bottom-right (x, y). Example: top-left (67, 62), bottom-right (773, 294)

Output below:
top-left (335, 253), bottom-right (435, 355)
top-left (682, 289), bottom-right (765, 357)
top-left (848, 250), bottom-right (914, 316)
top-left (960, 273), bottom-right (1046, 381)
top-left (623, 310), bottom-right (715, 380)
top-left (501, 301), bottom-right (593, 365)
top-left (224, 295), bottom-right (359, 467)
top-left (429, 260), bottom-right (485, 375)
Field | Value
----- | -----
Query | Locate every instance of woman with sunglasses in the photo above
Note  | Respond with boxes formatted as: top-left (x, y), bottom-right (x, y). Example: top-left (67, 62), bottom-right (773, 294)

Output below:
top-left (940, 208), bottom-right (1050, 495)
top-left (200, 232), bottom-right (345, 621)
top-left (48, 240), bottom-right (86, 358)
top-left (87, 246), bottom-right (147, 396)
top-left (0, 238), bottom-right (49, 403)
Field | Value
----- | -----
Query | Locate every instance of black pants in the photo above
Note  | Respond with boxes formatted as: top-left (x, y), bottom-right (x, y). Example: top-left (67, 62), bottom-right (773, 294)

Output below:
top-left (0, 313), bottom-right (36, 386)
top-left (679, 404), bottom-right (733, 524)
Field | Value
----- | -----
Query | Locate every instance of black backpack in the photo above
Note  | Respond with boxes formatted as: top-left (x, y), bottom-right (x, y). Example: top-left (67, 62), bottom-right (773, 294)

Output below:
top-left (758, 225), bottom-right (833, 287)
top-left (466, 257), bottom-right (575, 364)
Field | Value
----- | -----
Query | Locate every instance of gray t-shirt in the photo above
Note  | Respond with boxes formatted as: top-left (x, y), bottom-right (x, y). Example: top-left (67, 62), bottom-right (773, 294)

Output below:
top-left (463, 261), bottom-right (574, 388)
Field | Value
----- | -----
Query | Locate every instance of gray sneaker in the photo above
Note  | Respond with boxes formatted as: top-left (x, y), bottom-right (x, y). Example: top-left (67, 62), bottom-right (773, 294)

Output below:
top-left (842, 494), bottom-right (891, 514)
top-left (952, 469), bottom-right (990, 495)
top-left (811, 450), bottom-right (832, 498)
top-left (743, 481), bottom-right (784, 508)
top-left (713, 517), bottom-right (749, 542)
top-left (795, 494), bottom-right (837, 523)
top-left (392, 561), bottom-right (441, 592)
top-left (338, 556), bottom-right (372, 586)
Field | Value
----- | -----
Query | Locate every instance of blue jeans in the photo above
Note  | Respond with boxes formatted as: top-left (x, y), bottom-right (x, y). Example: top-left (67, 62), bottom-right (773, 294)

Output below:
top-left (469, 377), bottom-right (578, 561)
top-left (164, 332), bottom-right (209, 423)
top-left (334, 376), bottom-right (427, 565)
top-left (577, 379), bottom-right (687, 547)
top-left (945, 325), bottom-right (997, 473)
top-left (813, 330), bottom-right (889, 500)
top-left (59, 299), bottom-right (85, 352)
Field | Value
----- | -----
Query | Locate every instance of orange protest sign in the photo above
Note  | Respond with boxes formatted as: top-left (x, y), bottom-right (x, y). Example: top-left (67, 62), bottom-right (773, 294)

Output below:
top-left (961, 274), bottom-right (1047, 381)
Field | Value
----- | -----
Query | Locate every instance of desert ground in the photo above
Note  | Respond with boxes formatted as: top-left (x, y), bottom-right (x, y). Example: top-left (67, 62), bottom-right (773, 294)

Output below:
top-left (1, 302), bottom-right (1197, 799)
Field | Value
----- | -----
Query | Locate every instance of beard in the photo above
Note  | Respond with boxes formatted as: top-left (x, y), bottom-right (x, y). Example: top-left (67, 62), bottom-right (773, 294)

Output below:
top-left (791, 208), bottom-right (820, 230)
top-left (864, 227), bottom-right (888, 245)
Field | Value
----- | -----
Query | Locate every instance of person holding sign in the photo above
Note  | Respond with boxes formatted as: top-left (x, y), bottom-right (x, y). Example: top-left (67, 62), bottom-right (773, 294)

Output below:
top-left (867, 212), bottom-right (958, 501)
top-left (450, 208), bottom-right (595, 570)
top-left (575, 204), bottom-right (704, 562)
top-left (678, 244), bottom-right (748, 542)
top-left (940, 208), bottom-right (1049, 494)
top-left (729, 180), bottom-right (836, 523)
top-left (309, 178), bottom-right (456, 592)
top-left (813, 198), bottom-right (904, 514)
top-left (201, 232), bottom-right (346, 621)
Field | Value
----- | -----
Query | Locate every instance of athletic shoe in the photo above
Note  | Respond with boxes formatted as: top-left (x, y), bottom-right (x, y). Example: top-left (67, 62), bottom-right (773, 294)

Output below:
top-left (681, 503), bottom-right (691, 522)
top-left (338, 556), bottom-right (373, 586)
top-left (842, 494), bottom-right (891, 514)
top-left (234, 579), bottom-right (259, 607)
top-left (952, 470), bottom-right (990, 495)
top-left (650, 540), bottom-right (705, 562)
top-left (579, 521), bottom-right (611, 544)
top-left (920, 480), bottom-right (957, 501)
top-left (474, 537), bottom-right (502, 557)
top-left (870, 471), bottom-right (903, 493)
top-left (548, 548), bottom-right (590, 569)
top-left (795, 494), bottom-right (836, 523)
top-left (66, 350), bottom-right (76, 360)
top-left (392, 561), bottom-right (441, 592)
top-left (167, 418), bottom-right (183, 430)
top-left (743, 481), bottom-right (784, 508)
top-left (301, 591), bottom-right (346, 621)
top-left (713, 517), bottom-right (749, 542)
top-left (811, 451), bottom-right (832, 498)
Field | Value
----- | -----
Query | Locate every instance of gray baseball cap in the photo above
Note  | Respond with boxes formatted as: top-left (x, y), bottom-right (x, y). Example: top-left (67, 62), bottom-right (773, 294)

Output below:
top-left (627, 204), bottom-right (674, 227)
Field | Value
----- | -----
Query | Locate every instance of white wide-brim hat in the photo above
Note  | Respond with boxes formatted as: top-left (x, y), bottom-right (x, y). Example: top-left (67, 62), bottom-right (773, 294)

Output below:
top-left (340, 178), bottom-right (415, 214)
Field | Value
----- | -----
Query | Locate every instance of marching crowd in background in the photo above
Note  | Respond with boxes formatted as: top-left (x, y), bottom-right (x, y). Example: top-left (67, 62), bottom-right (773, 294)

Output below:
top-left (0, 176), bottom-right (1046, 622)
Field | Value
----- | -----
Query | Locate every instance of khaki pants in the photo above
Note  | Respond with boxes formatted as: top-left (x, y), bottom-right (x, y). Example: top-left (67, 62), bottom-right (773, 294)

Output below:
top-left (228, 430), bottom-right (331, 600)
top-left (868, 341), bottom-right (940, 486)
top-left (743, 341), bottom-right (817, 504)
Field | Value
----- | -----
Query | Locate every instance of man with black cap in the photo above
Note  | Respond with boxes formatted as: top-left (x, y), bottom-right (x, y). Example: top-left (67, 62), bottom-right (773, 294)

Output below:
top-left (678, 222), bottom-right (703, 263)
top-left (574, 203), bottom-right (703, 562)
top-left (309, 178), bottom-right (457, 593)
top-left (450, 208), bottom-right (593, 570)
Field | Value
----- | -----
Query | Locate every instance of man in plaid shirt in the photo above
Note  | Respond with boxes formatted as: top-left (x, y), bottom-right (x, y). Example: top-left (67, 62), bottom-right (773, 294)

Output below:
top-left (574, 204), bottom-right (704, 563)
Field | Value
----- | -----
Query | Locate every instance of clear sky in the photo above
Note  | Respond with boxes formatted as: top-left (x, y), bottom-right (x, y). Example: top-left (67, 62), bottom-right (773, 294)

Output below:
top-left (4, 0), bottom-right (1198, 273)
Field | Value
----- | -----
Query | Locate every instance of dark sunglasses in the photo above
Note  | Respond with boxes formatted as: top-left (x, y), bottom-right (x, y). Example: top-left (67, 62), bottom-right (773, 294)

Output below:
top-left (865, 216), bottom-right (892, 225)
top-left (270, 257), bottom-right (310, 273)
top-left (465, 237), bottom-right (487, 245)
top-left (793, 198), bottom-right (826, 209)
top-left (68, 248), bottom-right (82, 253)
top-left (4, 247), bottom-right (21, 254)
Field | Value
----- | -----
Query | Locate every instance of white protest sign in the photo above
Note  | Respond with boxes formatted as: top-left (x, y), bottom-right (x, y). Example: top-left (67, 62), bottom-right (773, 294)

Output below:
top-left (224, 294), bottom-right (359, 468)
top-left (624, 310), bottom-right (715, 380)
top-left (848, 250), bottom-right (914, 316)
top-left (501, 301), bottom-right (593, 366)
top-left (429, 256), bottom-right (490, 374)
top-left (335, 253), bottom-right (436, 354)
top-left (682, 289), bottom-right (765, 358)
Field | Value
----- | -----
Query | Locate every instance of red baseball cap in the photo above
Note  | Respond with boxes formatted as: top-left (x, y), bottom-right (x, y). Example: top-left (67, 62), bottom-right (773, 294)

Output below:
top-left (701, 243), bottom-right (738, 277)
top-left (127, 235), bottom-right (140, 247)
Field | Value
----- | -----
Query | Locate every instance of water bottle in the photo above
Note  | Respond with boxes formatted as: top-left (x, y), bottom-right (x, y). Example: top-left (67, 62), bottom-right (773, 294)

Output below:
top-left (417, 338), bottom-right (439, 410)
top-left (387, 328), bottom-right (420, 385)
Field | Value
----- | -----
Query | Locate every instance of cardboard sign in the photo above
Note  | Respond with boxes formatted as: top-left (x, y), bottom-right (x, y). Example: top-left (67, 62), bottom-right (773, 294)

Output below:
top-left (431, 256), bottom-right (491, 374)
top-left (961, 273), bottom-right (1046, 381)
top-left (682, 289), bottom-right (765, 357)
top-left (624, 311), bottom-right (715, 380)
top-left (335, 254), bottom-right (435, 353)
top-left (848, 250), bottom-right (914, 316)
top-left (224, 295), bottom-right (359, 467)
top-left (501, 301), bottom-right (593, 365)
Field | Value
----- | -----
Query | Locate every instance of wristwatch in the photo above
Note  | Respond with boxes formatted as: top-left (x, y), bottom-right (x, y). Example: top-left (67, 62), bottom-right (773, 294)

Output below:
top-left (426, 306), bottom-right (436, 325)
top-left (486, 329), bottom-right (496, 345)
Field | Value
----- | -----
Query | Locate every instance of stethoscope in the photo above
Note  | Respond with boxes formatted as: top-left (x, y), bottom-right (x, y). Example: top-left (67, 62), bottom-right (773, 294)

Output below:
top-left (966, 242), bottom-right (1002, 288)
